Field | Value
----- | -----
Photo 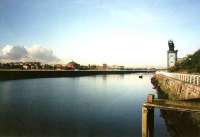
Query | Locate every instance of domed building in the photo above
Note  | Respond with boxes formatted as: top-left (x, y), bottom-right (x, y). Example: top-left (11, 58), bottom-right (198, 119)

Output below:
top-left (66, 61), bottom-right (80, 69)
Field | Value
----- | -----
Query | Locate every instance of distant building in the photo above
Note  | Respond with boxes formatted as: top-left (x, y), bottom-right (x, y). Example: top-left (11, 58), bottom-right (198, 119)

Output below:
top-left (167, 40), bottom-right (178, 68)
top-left (111, 65), bottom-right (124, 70)
top-left (89, 64), bottom-right (97, 70)
top-left (96, 65), bottom-right (103, 70)
top-left (95, 64), bottom-right (108, 71)
top-left (22, 65), bottom-right (29, 70)
top-left (102, 64), bottom-right (108, 70)
top-left (54, 64), bottom-right (63, 70)
top-left (66, 61), bottom-right (80, 69)
top-left (118, 66), bottom-right (124, 70)
top-left (177, 57), bottom-right (186, 63)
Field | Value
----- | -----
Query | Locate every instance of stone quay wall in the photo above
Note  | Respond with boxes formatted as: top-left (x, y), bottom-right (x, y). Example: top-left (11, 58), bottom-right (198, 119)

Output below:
top-left (152, 71), bottom-right (200, 100)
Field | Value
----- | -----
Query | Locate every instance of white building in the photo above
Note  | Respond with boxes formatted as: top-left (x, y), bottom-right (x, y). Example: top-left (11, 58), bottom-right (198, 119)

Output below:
top-left (167, 40), bottom-right (178, 68)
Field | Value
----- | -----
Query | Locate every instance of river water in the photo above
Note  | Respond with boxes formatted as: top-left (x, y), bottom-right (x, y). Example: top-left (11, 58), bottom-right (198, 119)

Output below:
top-left (0, 74), bottom-right (199, 137)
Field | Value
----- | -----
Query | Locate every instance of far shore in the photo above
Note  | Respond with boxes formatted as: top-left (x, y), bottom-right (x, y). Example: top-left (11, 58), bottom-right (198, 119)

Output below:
top-left (0, 69), bottom-right (156, 80)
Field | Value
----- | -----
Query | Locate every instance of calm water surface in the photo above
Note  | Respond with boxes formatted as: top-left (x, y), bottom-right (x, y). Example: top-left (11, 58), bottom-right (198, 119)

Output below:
top-left (0, 74), bottom-right (198, 137)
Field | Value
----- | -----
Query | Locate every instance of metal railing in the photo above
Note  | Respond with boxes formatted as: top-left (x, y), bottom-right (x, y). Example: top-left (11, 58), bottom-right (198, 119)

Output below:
top-left (156, 71), bottom-right (200, 86)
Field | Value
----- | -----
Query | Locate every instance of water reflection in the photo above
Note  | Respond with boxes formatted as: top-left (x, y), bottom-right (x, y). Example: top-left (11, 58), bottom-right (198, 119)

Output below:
top-left (157, 90), bottom-right (200, 137)
top-left (102, 74), bottom-right (125, 81)
top-left (160, 110), bottom-right (200, 137)
top-left (0, 74), bottom-right (156, 137)
top-left (2, 74), bottom-right (192, 137)
top-left (102, 75), bottom-right (107, 81)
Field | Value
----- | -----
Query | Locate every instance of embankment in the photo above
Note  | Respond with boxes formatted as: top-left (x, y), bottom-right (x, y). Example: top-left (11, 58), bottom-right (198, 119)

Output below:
top-left (0, 70), bottom-right (154, 80)
top-left (151, 73), bottom-right (200, 100)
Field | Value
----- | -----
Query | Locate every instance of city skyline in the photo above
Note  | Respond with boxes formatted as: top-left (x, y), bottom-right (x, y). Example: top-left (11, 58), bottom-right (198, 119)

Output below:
top-left (0, 0), bottom-right (200, 67)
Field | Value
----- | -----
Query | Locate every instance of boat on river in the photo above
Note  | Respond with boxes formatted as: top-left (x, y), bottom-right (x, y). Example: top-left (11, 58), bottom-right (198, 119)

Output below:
top-left (139, 75), bottom-right (143, 78)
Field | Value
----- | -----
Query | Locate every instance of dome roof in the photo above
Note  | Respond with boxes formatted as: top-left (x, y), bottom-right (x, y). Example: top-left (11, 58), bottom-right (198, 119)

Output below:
top-left (67, 61), bottom-right (79, 66)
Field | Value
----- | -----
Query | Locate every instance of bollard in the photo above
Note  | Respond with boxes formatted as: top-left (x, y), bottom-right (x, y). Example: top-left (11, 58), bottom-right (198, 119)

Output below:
top-left (147, 94), bottom-right (155, 103)
top-left (142, 94), bottom-right (155, 137)
top-left (142, 107), bottom-right (148, 137)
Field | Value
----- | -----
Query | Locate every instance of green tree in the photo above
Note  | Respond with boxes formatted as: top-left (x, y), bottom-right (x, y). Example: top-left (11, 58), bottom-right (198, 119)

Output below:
top-left (168, 49), bottom-right (200, 73)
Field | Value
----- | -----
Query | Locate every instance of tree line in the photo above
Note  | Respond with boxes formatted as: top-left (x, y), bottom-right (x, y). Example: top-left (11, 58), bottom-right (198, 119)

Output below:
top-left (169, 49), bottom-right (200, 73)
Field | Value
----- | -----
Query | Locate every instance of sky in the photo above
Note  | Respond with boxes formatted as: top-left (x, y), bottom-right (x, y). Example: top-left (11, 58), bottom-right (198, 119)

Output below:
top-left (0, 0), bottom-right (200, 67)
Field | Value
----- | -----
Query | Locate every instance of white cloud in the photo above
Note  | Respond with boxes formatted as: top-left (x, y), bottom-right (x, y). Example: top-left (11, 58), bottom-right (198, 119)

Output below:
top-left (0, 45), bottom-right (60, 63)
top-left (1, 45), bottom-right (28, 60)
top-left (27, 45), bottom-right (60, 63)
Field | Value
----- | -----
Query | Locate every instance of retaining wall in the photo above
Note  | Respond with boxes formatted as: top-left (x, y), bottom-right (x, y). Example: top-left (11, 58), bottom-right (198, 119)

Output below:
top-left (152, 73), bottom-right (200, 100)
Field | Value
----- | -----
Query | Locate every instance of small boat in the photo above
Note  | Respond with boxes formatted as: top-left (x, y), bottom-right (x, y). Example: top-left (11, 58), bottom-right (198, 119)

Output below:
top-left (139, 75), bottom-right (143, 78)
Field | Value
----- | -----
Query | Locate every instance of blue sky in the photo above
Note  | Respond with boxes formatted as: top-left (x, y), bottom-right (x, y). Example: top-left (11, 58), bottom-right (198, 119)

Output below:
top-left (0, 0), bottom-right (200, 67)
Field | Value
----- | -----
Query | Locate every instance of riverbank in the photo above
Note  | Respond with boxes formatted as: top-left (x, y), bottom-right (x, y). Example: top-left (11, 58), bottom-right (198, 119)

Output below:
top-left (0, 70), bottom-right (155, 80)
top-left (151, 73), bottom-right (200, 100)
top-left (151, 73), bottom-right (200, 137)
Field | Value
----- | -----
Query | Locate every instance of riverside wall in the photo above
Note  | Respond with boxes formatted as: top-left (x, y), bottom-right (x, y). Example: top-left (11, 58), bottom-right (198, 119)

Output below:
top-left (151, 73), bottom-right (200, 100)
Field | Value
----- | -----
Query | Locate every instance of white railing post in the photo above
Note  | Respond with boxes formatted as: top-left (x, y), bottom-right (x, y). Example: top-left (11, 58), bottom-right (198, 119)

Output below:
top-left (186, 75), bottom-right (188, 83)
top-left (196, 76), bottom-right (198, 85)
top-left (191, 76), bottom-right (193, 84)
top-left (156, 71), bottom-right (200, 86)
top-left (194, 76), bottom-right (196, 85)
top-left (189, 76), bottom-right (192, 84)
top-left (187, 75), bottom-right (190, 83)
top-left (198, 77), bottom-right (200, 86)
top-left (184, 75), bottom-right (186, 82)
top-left (189, 75), bottom-right (191, 83)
